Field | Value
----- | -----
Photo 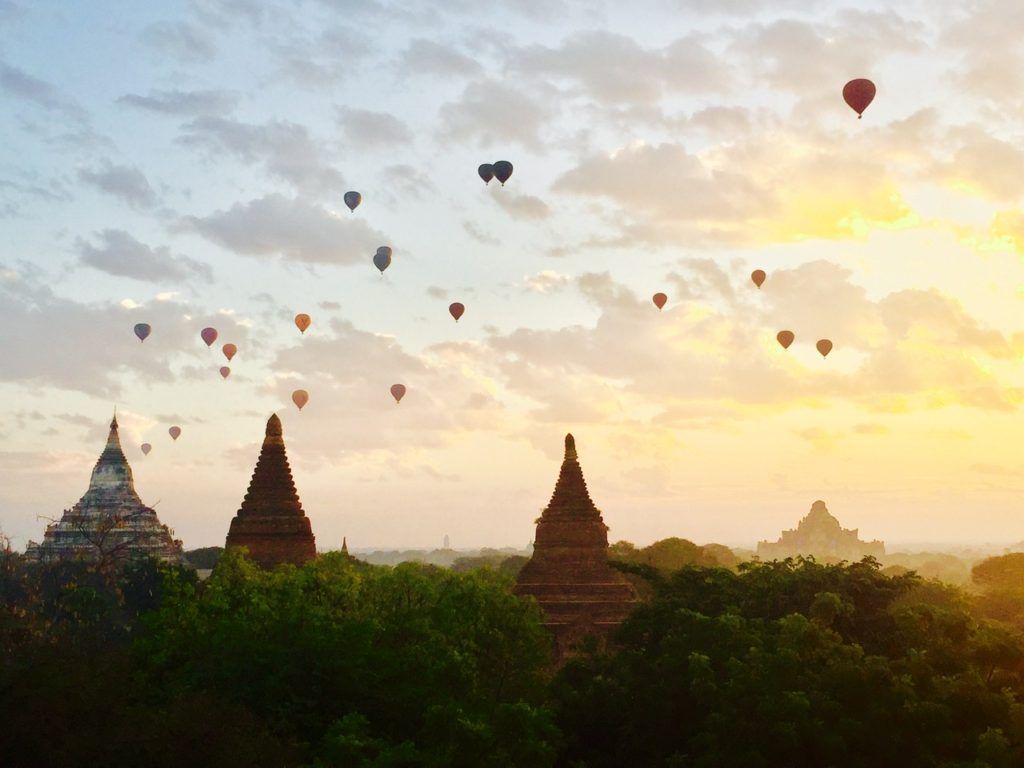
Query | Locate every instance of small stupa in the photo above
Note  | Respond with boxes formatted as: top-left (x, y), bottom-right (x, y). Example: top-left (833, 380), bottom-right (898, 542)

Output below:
top-left (757, 500), bottom-right (885, 562)
top-left (225, 414), bottom-right (316, 568)
top-left (24, 414), bottom-right (183, 565)
top-left (515, 434), bottom-right (637, 659)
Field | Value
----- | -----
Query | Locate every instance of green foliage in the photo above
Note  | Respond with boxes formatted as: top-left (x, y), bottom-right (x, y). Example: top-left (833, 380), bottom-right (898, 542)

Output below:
top-left (183, 545), bottom-right (224, 570)
top-left (609, 537), bottom-right (739, 574)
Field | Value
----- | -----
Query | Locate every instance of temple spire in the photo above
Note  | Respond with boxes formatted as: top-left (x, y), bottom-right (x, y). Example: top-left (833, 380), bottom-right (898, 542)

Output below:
top-left (545, 432), bottom-right (597, 515)
top-left (341, 537), bottom-right (348, 554)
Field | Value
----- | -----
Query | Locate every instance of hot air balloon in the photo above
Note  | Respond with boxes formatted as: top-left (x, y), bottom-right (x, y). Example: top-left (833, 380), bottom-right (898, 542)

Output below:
top-left (141, 443), bottom-right (152, 456)
top-left (295, 313), bottom-right (311, 334)
top-left (222, 343), bottom-right (237, 361)
top-left (168, 426), bottom-right (181, 441)
top-left (751, 270), bottom-right (766, 288)
top-left (134, 323), bottom-right (151, 343)
top-left (390, 384), bottom-right (406, 404)
top-left (201, 327), bottom-right (218, 347)
top-left (344, 191), bottom-right (361, 212)
top-left (493, 160), bottom-right (513, 185)
top-left (777, 330), bottom-right (795, 350)
top-left (373, 246), bottom-right (392, 274)
top-left (220, 366), bottom-right (231, 379)
top-left (843, 79), bottom-right (876, 119)
top-left (449, 302), bottom-right (465, 322)
top-left (652, 293), bottom-right (667, 310)
top-left (816, 339), bottom-right (833, 358)
top-left (292, 389), bottom-right (309, 411)
top-left (478, 164), bottom-right (494, 184)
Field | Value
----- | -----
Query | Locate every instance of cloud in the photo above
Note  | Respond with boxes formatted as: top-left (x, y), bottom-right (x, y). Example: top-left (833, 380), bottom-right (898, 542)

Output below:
top-left (182, 194), bottom-right (388, 265)
top-left (140, 20), bottom-right (218, 63)
top-left (337, 107), bottom-right (413, 149)
top-left (398, 38), bottom-right (483, 78)
top-left (117, 89), bottom-right (240, 116)
top-left (77, 229), bottom-right (212, 284)
top-left (489, 188), bottom-right (550, 219)
top-left (523, 270), bottom-right (570, 294)
top-left (438, 79), bottom-right (557, 150)
top-left (0, 60), bottom-right (85, 120)
top-left (77, 161), bottom-right (157, 209)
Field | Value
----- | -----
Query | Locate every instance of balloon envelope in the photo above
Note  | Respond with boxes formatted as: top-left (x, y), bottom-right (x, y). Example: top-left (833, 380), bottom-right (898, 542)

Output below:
top-left (816, 339), bottom-right (833, 357)
top-left (134, 323), bottom-right (151, 343)
top-left (201, 327), bottom-right (218, 347)
top-left (168, 426), bottom-right (181, 441)
top-left (843, 78), bottom-right (876, 117)
top-left (373, 247), bottom-right (392, 273)
top-left (777, 330), bottom-right (795, 349)
top-left (390, 384), bottom-right (406, 403)
top-left (449, 302), bottom-right (465, 321)
top-left (220, 366), bottom-right (231, 379)
top-left (652, 293), bottom-right (667, 310)
top-left (751, 270), bottom-right (766, 288)
top-left (478, 163), bottom-right (494, 184)
top-left (492, 160), bottom-right (513, 185)
top-left (292, 389), bottom-right (309, 410)
top-left (343, 191), bottom-right (361, 211)
top-left (295, 313), bottom-right (311, 334)
top-left (141, 443), bottom-right (151, 456)
top-left (222, 343), bottom-right (237, 361)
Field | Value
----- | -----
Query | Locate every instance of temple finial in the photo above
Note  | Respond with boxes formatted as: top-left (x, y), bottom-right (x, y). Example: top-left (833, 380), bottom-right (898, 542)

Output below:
top-left (266, 413), bottom-right (282, 437)
top-left (341, 536), bottom-right (348, 554)
top-left (564, 433), bottom-right (576, 461)
top-left (111, 406), bottom-right (118, 429)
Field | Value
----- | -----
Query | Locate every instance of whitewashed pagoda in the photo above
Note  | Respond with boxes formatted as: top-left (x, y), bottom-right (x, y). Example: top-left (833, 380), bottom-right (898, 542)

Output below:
top-left (24, 414), bottom-right (184, 565)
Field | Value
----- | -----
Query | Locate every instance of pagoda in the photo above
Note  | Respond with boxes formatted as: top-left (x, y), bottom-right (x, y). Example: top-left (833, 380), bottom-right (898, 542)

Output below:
top-left (515, 434), bottom-right (637, 659)
top-left (225, 414), bottom-right (316, 568)
top-left (24, 414), bottom-right (183, 565)
top-left (757, 500), bottom-right (885, 562)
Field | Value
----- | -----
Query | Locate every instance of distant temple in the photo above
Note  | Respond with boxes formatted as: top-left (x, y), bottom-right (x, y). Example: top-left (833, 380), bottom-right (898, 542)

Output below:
top-left (757, 500), bottom-right (885, 562)
top-left (25, 415), bottom-right (183, 565)
top-left (225, 414), bottom-right (316, 568)
top-left (515, 434), bottom-right (637, 659)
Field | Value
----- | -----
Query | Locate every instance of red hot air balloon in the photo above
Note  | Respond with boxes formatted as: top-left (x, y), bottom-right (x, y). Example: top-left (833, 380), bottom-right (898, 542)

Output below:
top-left (295, 313), bottom-right (311, 334)
top-left (201, 327), bottom-right (218, 347)
top-left (652, 293), bottom-right (667, 310)
top-left (777, 330), bottom-right (795, 350)
top-left (344, 191), bottom-right (361, 212)
top-left (751, 270), bottom-right (766, 288)
top-left (843, 79), bottom-right (876, 119)
top-left (222, 343), bottom-right (237, 361)
top-left (493, 161), bottom-right (513, 185)
top-left (390, 384), bottom-right (406, 404)
top-left (141, 443), bottom-right (152, 456)
top-left (449, 302), bottom-right (465, 322)
top-left (478, 164), bottom-right (494, 184)
top-left (168, 426), bottom-right (181, 441)
top-left (816, 339), bottom-right (833, 358)
top-left (220, 366), bottom-right (231, 379)
top-left (292, 389), bottom-right (309, 411)
top-left (134, 323), bottom-right (151, 342)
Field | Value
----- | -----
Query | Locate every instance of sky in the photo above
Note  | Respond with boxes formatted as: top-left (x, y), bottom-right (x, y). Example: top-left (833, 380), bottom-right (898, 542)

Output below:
top-left (2, 0), bottom-right (1024, 552)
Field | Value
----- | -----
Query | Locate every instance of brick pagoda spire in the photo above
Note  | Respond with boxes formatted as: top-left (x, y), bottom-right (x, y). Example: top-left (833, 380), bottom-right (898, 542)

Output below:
top-left (515, 434), bottom-right (637, 660)
top-left (225, 414), bottom-right (316, 568)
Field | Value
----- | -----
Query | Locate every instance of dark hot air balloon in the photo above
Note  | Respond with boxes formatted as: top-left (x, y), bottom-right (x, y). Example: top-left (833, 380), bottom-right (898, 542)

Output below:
top-left (652, 293), bottom-right (667, 310)
top-left (220, 366), bottom-right (231, 379)
top-left (201, 327), bottom-right (218, 347)
top-left (816, 339), bottom-right (833, 358)
top-left (344, 191), bottom-right (361, 212)
top-left (751, 270), bottom-right (766, 288)
top-left (449, 302), bottom-right (465, 322)
top-left (168, 426), bottom-right (181, 441)
top-left (295, 313), bottom-right (311, 334)
top-left (222, 343), bottom-right (237, 361)
top-left (777, 331), bottom-right (795, 349)
top-left (492, 160), bottom-right (513, 185)
top-left (292, 389), bottom-right (309, 411)
top-left (141, 443), bottom-right (152, 456)
top-left (134, 323), bottom-right (151, 343)
top-left (374, 246), bottom-right (392, 274)
top-left (390, 384), bottom-right (406, 404)
top-left (843, 79), bottom-right (876, 118)
top-left (478, 164), bottom-right (494, 184)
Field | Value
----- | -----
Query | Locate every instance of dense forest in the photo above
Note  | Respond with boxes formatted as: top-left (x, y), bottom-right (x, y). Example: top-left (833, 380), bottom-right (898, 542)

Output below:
top-left (5, 541), bottom-right (1024, 766)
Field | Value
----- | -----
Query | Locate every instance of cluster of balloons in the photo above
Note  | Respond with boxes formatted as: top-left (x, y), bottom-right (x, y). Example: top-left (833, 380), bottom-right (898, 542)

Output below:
top-left (374, 246), bottom-right (392, 274)
top-left (478, 161), bottom-right (514, 186)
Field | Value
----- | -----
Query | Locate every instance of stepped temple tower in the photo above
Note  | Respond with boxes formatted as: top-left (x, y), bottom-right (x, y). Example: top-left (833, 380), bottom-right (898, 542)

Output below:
top-left (225, 414), bottom-right (316, 568)
top-left (515, 434), bottom-right (637, 659)
top-left (757, 500), bottom-right (885, 562)
top-left (25, 415), bottom-right (183, 565)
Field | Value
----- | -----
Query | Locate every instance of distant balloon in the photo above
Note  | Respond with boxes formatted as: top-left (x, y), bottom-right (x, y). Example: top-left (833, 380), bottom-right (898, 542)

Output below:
top-left (295, 313), bottom-right (311, 334)
top-left (292, 389), bottom-right (309, 411)
top-left (222, 343), bottom-right (237, 362)
top-left (344, 191), bottom-right (361, 212)
top-left (816, 339), bottom-right (833, 358)
top-left (390, 384), bottom-right (406, 404)
top-left (492, 160), bottom-right (513, 185)
top-left (168, 426), bottom-right (181, 441)
top-left (201, 327), bottom-right (218, 347)
top-left (652, 293), bottom-right (667, 310)
top-left (843, 78), bottom-right (876, 118)
top-left (134, 323), bottom-right (151, 343)
top-left (751, 270), bottom-right (766, 288)
top-left (776, 330), bottom-right (795, 350)
top-left (449, 302), bottom-right (465, 322)
top-left (220, 366), bottom-right (231, 379)
top-left (478, 163), bottom-right (494, 184)
top-left (373, 246), bottom-right (392, 274)
top-left (141, 443), bottom-right (152, 456)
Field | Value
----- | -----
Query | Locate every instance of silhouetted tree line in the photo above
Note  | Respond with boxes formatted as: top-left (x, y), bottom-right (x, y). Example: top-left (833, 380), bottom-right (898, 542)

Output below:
top-left (4, 538), bottom-right (1024, 766)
